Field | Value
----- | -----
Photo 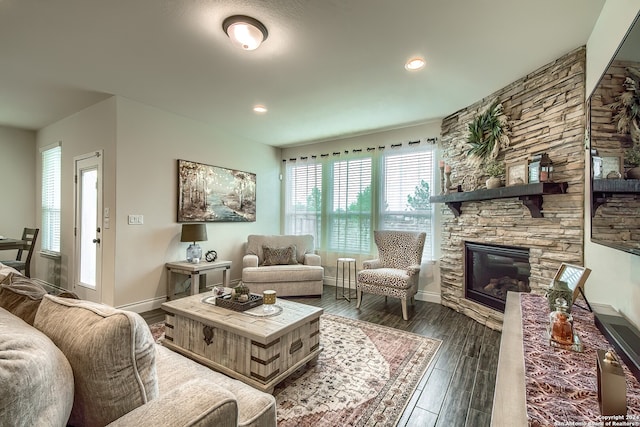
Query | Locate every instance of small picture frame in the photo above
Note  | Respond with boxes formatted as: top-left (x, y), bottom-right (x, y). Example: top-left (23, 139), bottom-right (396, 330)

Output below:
top-left (599, 152), bottom-right (623, 178)
top-left (506, 162), bottom-right (529, 186)
top-left (592, 155), bottom-right (603, 179)
top-left (552, 263), bottom-right (591, 305)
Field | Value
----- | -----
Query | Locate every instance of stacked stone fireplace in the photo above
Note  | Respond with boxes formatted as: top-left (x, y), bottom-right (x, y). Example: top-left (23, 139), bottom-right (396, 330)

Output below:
top-left (438, 48), bottom-right (587, 331)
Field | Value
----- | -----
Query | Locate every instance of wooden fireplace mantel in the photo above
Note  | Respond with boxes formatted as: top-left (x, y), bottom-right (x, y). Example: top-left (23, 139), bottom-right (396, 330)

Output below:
top-left (429, 182), bottom-right (568, 218)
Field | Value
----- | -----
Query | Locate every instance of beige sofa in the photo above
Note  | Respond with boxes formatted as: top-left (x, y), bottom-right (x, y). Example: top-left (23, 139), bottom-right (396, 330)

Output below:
top-left (242, 234), bottom-right (324, 297)
top-left (0, 263), bottom-right (276, 427)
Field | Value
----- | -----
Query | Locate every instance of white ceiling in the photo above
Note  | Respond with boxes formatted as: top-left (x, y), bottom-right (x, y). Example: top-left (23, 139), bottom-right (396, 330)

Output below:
top-left (0, 0), bottom-right (605, 147)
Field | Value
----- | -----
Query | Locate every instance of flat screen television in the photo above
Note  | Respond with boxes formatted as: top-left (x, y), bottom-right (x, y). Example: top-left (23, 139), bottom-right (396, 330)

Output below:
top-left (589, 12), bottom-right (640, 256)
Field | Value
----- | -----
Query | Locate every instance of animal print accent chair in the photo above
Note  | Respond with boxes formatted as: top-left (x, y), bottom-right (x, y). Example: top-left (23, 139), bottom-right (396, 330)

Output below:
top-left (356, 230), bottom-right (426, 321)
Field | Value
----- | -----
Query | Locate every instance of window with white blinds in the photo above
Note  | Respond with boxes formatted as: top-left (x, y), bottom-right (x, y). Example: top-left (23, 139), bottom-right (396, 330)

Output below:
top-left (328, 157), bottom-right (372, 253)
top-left (41, 144), bottom-right (61, 254)
top-left (379, 150), bottom-right (434, 259)
top-left (284, 144), bottom-right (435, 259)
top-left (284, 162), bottom-right (322, 244)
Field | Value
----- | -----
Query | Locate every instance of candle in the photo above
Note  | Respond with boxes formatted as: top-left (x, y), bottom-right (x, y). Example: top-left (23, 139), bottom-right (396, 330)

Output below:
top-left (439, 160), bottom-right (445, 168)
top-left (445, 165), bottom-right (451, 173)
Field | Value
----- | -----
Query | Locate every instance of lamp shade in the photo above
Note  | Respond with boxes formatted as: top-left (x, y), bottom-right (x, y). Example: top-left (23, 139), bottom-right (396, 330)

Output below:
top-left (180, 224), bottom-right (207, 243)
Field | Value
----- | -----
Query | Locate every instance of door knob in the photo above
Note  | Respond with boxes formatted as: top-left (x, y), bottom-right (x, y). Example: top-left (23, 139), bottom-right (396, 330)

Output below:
top-left (93, 238), bottom-right (101, 244)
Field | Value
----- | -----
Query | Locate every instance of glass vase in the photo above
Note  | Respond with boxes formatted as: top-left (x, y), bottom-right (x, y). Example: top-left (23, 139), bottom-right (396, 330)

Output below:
top-left (549, 298), bottom-right (574, 345)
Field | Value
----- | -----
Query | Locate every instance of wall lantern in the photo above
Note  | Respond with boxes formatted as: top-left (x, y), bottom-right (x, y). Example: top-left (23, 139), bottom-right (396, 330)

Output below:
top-left (540, 153), bottom-right (554, 182)
top-left (529, 152), bottom-right (554, 183)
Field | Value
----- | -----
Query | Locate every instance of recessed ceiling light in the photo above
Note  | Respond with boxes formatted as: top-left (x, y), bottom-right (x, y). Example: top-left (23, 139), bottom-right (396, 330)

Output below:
top-left (253, 105), bottom-right (268, 113)
top-left (222, 15), bottom-right (268, 51)
top-left (405, 57), bottom-right (426, 71)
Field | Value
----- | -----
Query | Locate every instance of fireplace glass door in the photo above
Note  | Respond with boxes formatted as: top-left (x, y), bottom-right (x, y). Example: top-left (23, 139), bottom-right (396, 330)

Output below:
top-left (464, 242), bottom-right (530, 312)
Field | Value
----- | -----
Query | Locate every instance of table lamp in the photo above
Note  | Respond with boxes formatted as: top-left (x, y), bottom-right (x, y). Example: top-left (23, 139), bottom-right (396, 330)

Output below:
top-left (181, 224), bottom-right (207, 263)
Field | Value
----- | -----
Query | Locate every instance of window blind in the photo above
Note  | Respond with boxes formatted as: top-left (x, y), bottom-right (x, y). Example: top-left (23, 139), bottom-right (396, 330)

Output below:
top-left (379, 149), bottom-right (434, 259)
top-left (41, 144), bottom-right (61, 254)
top-left (329, 157), bottom-right (372, 253)
top-left (285, 161), bottom-right (322, 246)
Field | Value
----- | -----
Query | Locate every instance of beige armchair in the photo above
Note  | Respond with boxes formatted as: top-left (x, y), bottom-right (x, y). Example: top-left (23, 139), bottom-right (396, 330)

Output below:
top-left (356, 230), bottom-right (426, 321)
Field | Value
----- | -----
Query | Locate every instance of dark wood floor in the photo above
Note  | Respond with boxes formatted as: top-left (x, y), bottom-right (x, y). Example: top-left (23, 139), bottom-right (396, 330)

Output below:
top-left (141, 285), bottom-right (501, 427)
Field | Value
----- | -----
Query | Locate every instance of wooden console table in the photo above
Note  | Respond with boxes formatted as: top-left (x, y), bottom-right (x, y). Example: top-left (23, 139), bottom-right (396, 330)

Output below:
top-left (165, 260), bottom-right (231, 300)
top-left (492, 292), bottom-right (640, 426)
top-left (491, 292), bottom-right (527, 426)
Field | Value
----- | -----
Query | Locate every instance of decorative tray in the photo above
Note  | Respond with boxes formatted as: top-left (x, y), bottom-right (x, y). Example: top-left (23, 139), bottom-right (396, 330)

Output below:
top-left (209, 293), bottom-right (264, 312)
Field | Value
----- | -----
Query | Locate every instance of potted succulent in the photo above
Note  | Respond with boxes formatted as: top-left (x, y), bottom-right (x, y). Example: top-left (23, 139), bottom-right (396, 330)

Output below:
top-left (484, 160), bottom-right (505, 189)
top-left (625, 144), bottom-right (640, 179)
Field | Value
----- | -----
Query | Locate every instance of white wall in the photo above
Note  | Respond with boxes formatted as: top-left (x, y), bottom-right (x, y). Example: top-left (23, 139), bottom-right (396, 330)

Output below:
top-left (281, 120), bottom-right (443, 303)
top-left (36, 98), bottom-right (117, 288)
top-left (585, 1), bottom-right (640, 328)
top-left (0, 126), bottom-right (36, 249)
top-left (113, 97), bottom-right (281, 309)
top-left (35, 96), bottom-right (281, 310)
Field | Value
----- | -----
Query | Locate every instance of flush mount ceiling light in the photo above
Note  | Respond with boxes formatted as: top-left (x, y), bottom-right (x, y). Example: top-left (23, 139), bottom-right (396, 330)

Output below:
top-left (405, 57), bottom-right (426, 71)
top-left (222, 15), bottom-right (268, 51)
top-left (253, 104), bottom-right (268, 113)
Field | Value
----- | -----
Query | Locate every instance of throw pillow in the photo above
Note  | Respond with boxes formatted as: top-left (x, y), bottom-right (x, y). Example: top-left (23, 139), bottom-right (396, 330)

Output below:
top-left (0, 306), bottom-right (74, 426)
top-left (0, 276), bottom-right (47, 325)
top-left (262, 245), bottom-right (298, 266)
top-left (33, 295), bottom-right (159, 427)
top-left (0, 263), bottom-right (21, 283)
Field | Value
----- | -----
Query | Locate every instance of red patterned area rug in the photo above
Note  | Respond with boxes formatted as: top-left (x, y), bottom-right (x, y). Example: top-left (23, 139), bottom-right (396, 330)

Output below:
top-left (274, 314), bottom-right (440, 427)
top-left (149, 314), bottom-right (441, 427)
top-left (149, 322), bottom-right (165, 342)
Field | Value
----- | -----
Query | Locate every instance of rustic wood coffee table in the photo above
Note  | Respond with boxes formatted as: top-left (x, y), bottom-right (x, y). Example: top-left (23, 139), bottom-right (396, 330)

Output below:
top-left (161, 291), bottom-right (323, 393)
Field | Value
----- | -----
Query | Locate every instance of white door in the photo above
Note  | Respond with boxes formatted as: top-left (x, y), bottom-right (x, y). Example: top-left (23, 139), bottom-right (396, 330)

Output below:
top-left (73, 151), bottom-right (103, 302)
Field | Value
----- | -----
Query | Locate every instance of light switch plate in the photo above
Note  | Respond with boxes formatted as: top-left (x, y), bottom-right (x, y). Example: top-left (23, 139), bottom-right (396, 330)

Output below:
top-left (128, 214), bottom-right (144, 225)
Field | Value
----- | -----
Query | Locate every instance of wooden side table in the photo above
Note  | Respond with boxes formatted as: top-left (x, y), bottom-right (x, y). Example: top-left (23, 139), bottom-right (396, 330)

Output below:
top-left (335, 257), bottom-right (356, 302)
top-left (165, 260), bottom-right (231, 300)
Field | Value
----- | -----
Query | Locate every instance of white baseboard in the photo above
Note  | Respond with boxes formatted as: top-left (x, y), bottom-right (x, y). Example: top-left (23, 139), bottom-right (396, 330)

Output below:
top-left (119, 279), bottom-right (241, 314)
top-left (121, 279), bottom-right (440, 314)
top-left (415, 290), bottom-right (441, 304)
top-left (117, 297), bottom-right (166, 314)
top-left (324, 277), bottom-right (441, 304)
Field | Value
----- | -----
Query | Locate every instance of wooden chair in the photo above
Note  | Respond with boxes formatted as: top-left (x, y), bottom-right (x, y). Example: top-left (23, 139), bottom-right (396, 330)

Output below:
top-left (1, 228), bottom-right (39, 277)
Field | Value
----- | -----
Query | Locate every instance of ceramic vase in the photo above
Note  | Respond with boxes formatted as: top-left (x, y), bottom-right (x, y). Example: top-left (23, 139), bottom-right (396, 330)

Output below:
top-left (486, 176), bottom-right (502, 189)
top-left (626, 166), bottom-right (640, 180)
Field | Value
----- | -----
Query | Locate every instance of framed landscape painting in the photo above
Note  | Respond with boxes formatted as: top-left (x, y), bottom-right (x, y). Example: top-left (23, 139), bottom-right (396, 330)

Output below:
top-left (177, 159), bottom-right (256, 222)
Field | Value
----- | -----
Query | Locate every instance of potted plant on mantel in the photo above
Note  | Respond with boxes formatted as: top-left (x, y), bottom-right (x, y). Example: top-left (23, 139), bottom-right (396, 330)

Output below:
top-left (484, 160), bottom-right (506, 189)
top-left (625, 144), bottom-right (640, 179)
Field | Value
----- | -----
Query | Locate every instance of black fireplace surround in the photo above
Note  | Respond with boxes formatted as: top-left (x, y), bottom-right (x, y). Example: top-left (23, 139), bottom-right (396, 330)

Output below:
top-left (464, 242), bottom-right (530, 312)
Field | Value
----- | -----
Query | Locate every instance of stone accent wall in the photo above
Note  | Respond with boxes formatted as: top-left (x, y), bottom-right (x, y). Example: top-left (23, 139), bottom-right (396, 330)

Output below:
top-left (438, 48), bottom-right (587, 330)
